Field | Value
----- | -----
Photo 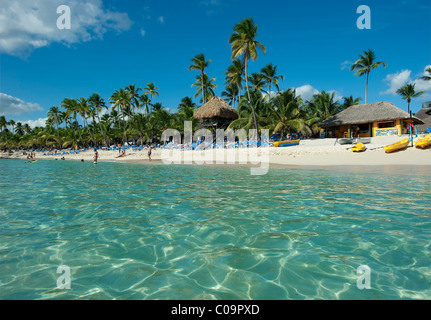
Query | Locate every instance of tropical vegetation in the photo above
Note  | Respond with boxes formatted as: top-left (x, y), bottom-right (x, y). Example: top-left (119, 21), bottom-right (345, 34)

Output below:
top-left (5, 18), bottom-right (415, 152)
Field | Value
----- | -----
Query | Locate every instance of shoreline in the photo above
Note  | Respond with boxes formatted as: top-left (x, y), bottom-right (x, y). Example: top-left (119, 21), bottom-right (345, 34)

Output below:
top-left (2, 136), bottom-right (430, 170)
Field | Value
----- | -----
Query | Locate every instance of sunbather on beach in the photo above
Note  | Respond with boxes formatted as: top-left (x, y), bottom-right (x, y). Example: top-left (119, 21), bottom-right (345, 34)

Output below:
top-left (116, 150), bottom-right (126, 158)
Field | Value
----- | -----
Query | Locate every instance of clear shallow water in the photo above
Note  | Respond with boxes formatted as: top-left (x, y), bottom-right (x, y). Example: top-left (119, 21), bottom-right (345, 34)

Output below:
top-left (1, 159), bottom-right (431, 300)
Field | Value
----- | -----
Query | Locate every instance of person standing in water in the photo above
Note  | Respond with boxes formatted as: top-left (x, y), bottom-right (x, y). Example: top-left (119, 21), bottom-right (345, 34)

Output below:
top-left (93, 148), bottom-right (99, 164)
top-left (148, 145), bottom-right (152, 162)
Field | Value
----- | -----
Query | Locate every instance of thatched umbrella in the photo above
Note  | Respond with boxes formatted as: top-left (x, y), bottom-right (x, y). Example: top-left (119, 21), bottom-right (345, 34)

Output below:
top-left (194, 96), bottom-right (238, 122)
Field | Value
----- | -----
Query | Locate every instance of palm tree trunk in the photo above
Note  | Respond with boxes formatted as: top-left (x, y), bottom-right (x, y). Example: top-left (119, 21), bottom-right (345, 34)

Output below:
top-left (365, 71), bottom-right (369, 104)
top-left (97, 114), bottom-right (108, 147)
top-left (77, 124), bottom-right (85, 148)
top-left (56, 123), bottom-right (62, 149)
top-left (201, 71), bottom-right (205, 104)
top-left (91, 117), bottom-right (97, 145)
top-left (84, 118), bottom-right (95, 147)
top-left (244, 59), bottom-right (259, 137)
top-left (121, 107), bottom-right (128, 145)
top-left (68, 119), bottom-right (78, 147)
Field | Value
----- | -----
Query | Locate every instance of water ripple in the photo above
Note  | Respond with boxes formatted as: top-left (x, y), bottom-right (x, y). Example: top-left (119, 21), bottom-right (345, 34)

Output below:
top-left (1, 160), bottom-right (431, 299)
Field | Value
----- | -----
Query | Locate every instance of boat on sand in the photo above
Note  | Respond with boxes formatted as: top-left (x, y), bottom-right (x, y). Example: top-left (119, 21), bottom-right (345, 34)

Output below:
top-left (338, 138), bottom-right (371, 145)
top-left (383, 138), bottom-right (409, 153)
top-left (352, 143), bottom-right (366, 152)
top-left (273, 140), bottom-right (300, 147)
top-left (415, 136), bottom-right (431, 149)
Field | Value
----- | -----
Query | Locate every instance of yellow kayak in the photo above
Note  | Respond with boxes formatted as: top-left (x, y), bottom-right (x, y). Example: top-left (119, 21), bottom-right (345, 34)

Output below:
top-left (273, 140), bottom-right (300, 147)
top-left (384, 138), bottom-right (409, 153)
top-left (352, 142), bottom-right (366, 152)
top-left (415, 136), bottom-right (431, 149)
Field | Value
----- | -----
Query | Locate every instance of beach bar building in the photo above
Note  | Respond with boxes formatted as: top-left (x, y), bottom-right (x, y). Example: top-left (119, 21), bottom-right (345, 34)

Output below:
top-left (415, 101), bottom-right (431, 134)
top-left (319, 101), bottom-right (424, 138)
top-left (194, 96), bottom-right (238, 130)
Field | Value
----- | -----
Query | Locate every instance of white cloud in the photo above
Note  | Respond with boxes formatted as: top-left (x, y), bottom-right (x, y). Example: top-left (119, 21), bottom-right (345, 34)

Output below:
top-left (340, 60), bottom-right (352, 71)
top-left (381, 70), bottom-right (412, 95)
top-left (23, 118), bottom-right (48, 128)
top-left (327, 90), bottom-right (344, 102)
top-left (0, 0), bottom-right (133, 56)
top-left (201, 0), bottom-right (221, 5)
top-left (381, 67), bottom-right (431, 100)
top-left (200, 0), bottom-right (221, 14)
top-left (292, 85), bottom-right (343, 103)
top-left (157, 16), bottom-right (164, 24)
top-left (140, 28), bottom-right (146, 37)
top-left (0, 93), bottom-right (43, 116)
top-left (294, 85), bottom-right (319, 102)
top-left (414, 65), bottom-right (431, 97)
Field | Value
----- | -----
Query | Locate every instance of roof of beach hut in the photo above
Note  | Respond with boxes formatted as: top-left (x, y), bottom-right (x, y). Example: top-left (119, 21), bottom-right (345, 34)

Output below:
top-left (320, 101), bottom-right (424, 127)
top-left (194, 96), bottom-right (238, 120)
top-left (415, 107), bottom-right (431, 133)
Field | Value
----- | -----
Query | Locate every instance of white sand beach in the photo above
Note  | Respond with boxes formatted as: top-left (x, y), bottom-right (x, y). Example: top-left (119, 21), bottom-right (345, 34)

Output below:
top-left (2, 135), bottom-right (430, 167)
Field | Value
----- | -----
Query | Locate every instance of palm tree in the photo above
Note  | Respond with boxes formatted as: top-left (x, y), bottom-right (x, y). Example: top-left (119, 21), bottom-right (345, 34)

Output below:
top-left (89, 93), bottom-right (108, 147)
top-left (222, 85), bottom-right (239, 109)
top-left (23, 123), bottom-right (31, 135)
top-left (77, 97), bottom-right (95, 147)
top-left (15, 122), bottom-right (24, 136)
top-left (418, 67), bottom-right (431, 81)
top-left (350, 49), bottom-right (387, 104)
top-left (61, 98), bottom-right (79, 147)
top-left (0, 116), bottom-right (8, 146)
top-left (47, 106), bottom-right (63, 148)
top-left (342, 96), bottom-right (362, 108)
top-left (150, 103), bottom-right (171, 141)
top-left (224, 59), bottom-right (244, 105)
top-left (269, 89), bottom-right (304, 138)
top-left (189, 54), bottom-right (212, 104)
top-left (396, 83), bottom-right (425, 113)
top-left (229, 17), bottom-right (266, 132)
top-left (8, 120), bottom-right (16, 134)
top-left (110, 88), bottom-right (131, 144)
top-left (176, 97), bottom-right (198, 132)
top-left (191, 73), bottom-right (216, 103)
top-left (305, 91), bottom-right (343, 137)
top-left (139, 95), bottom-right (151, 115)
top-left (143, 82), bottom-right (159, 108)
top-left (261, 63), bottom-right (284, 97)
top-left (126, 84), bottom-right (141, 115)
top-left (131, 113), bottom-right (148, 146)
top-left (178, 96), bottom-right (197, 114)
top-left (0, 116), bottom-right (6, 133)
top-left (228, 91), bottom-right (270, 134)
top-left (248, 72), bottom-right (266, 93)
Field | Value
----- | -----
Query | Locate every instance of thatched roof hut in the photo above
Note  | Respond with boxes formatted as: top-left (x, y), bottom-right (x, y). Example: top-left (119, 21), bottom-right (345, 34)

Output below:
top-left (320, 102), bottom-right (424, 127)
top-left (319, 102), bottom-right (424, 138)
top-left (194, 96), bottom-right (238, 121)
top-left (415, 105), bottom-right (431, 133)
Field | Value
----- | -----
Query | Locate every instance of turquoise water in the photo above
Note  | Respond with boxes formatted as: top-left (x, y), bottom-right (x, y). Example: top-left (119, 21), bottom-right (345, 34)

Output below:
top-left (1, 159), bottom-right (431, 300)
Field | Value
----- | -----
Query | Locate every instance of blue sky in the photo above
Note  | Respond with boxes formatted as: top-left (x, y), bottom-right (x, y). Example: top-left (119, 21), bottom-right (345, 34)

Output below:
top-left (1, 0), bottom-right (430, 127)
